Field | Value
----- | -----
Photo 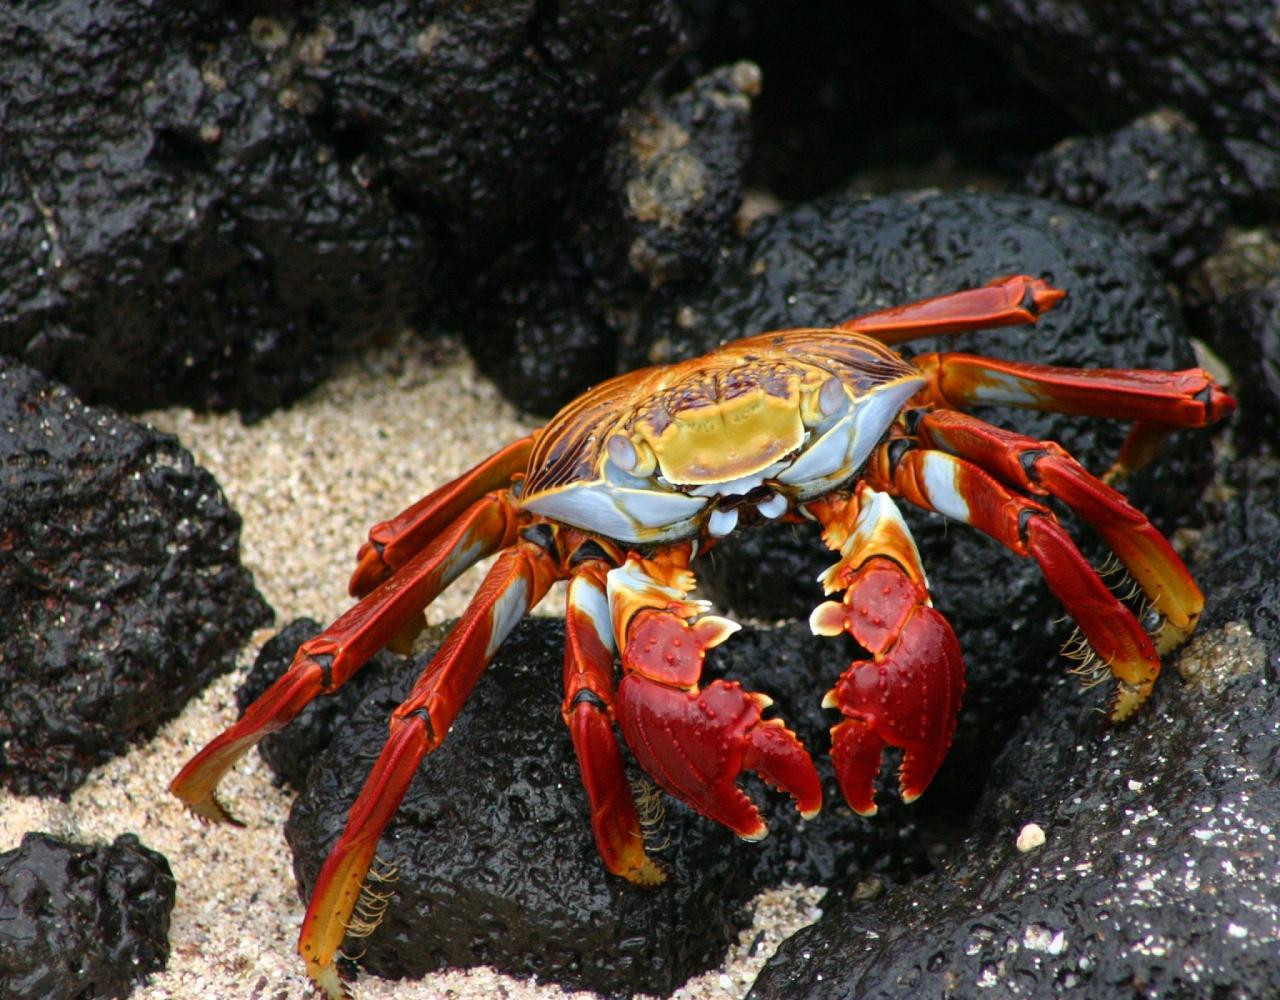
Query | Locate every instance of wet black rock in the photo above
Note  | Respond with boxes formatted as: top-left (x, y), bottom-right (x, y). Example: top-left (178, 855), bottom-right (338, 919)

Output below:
top-left (457, 242), bottom-right (624, 418)
top-left (935, 0), bottom-right (1280, 197)
top-left (1192, 278), bottom-right (1280, 445)
top-left (0, 832), bottom-right (176, 1000)
top-left (594, 61), bottom-right (759, 289)
top-left (0, 0), bottom-right (686, 418)
top-left (688, 0), bottom-right (1076, 199)
top-left (287, 618), bottom-right (765, 997)
top-left (293, 0), bottom-right (687, 251)
top-left (1020, 110), bottom-right (1232, 278)
top-left (463, 63), bottom-right (758, 416)
top-left (749, 446), bottom-right (1280, 999)
top-left (630, 189), bottom-right (1214, 806)
top-left (0, 360), bottom-right (272, 795)
top-left (236, 617), bottom-right (401, 792)
top-left (1185, 228), bottom-right (1280, 448)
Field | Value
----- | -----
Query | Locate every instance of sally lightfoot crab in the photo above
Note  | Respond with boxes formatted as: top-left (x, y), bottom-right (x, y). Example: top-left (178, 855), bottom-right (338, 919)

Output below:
top-left (172, 275), bottom-right (1233, 996)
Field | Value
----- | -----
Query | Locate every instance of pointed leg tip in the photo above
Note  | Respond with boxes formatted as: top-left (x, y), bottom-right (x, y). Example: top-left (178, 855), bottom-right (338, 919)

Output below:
top-left (800, 804), bottom-right (822, 821)
top-left (1108, 679), bottom-right (1154, 723)
top-left (1035, 285), bottom-right (1067, 312)
top-left (629, 858), bottom-right (668, 886)
top-left (852, 802), bottom-right (878, 817)
top-left (307, 960), bottom-right (349, 1000)
top-left (738, 820), bottom-right (770, 843)
top-left (174, 786), bottom-right (245, 827)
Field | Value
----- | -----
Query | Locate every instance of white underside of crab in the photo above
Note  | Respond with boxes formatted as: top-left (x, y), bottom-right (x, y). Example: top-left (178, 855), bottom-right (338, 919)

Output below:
top-left (521, 375), bottom-right (925, 544)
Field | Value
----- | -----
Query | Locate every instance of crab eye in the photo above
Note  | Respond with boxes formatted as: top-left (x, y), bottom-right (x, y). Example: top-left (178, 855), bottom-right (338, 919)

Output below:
top-left (606, 434), bottom-right (657, 477)
top-left (606, 435), bottom-right (638, 472)
top-left (819, 376), bottom-right (848, 418)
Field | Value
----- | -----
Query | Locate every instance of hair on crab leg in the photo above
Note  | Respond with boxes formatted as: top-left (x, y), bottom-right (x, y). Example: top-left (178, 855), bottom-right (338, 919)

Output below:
top-left (866, 442), bottom-right (1162, 722)
top-left (299, 536), bottom-right (561, 999)
top-left (170, 490), bottom-right (520, 823)
top-left (913, 409), bottom-right (1206, 653)
top-left (562, 556), bottom-right (665, 885)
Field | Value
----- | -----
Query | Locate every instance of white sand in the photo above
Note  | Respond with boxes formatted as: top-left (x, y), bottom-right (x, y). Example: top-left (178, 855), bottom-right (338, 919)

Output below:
top-left (0, 334), bottom-right (822, 999)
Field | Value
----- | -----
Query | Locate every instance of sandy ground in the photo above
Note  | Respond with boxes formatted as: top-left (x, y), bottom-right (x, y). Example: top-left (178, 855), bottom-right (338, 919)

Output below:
top-left (0, 334), bottom-right (823, 1000)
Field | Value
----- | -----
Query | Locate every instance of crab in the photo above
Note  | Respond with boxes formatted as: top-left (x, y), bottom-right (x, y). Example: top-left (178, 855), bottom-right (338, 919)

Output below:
top-left (171, 274), bottom-right (1233, 996)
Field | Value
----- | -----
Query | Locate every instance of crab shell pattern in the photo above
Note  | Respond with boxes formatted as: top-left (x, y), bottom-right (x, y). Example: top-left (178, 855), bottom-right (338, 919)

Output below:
top-left (171, 275), bottom-right (1234, 997)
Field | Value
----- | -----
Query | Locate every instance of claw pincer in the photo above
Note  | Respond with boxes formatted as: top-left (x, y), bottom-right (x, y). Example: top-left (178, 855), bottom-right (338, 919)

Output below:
top-left (809, 487), bottom-right (965, 814)
top-left (610, 554), bottom-right (822, 840)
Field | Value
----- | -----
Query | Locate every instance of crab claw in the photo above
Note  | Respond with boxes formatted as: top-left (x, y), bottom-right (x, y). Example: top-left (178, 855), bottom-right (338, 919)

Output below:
top-left (614, 610), bottom-right (821, 840)
top-left (617, 674), bottom-right (821, 839)
top-left (812, 559), bottom-right (965, 815)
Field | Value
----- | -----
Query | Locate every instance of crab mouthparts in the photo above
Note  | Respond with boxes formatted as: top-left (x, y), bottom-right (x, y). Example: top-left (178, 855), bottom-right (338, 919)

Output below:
top-left (706, 486), bottom-right (789, 537)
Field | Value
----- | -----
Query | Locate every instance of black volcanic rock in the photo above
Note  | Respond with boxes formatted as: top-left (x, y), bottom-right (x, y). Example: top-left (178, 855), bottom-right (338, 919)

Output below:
top-left (0, 359), bottom-right (271, 794)
top-left (0, 832), bottom-right (176, 1000)
top-left (1020, 110), bottom-right (1231, 278)
top-left (0, 0), bottom-right (686, 418)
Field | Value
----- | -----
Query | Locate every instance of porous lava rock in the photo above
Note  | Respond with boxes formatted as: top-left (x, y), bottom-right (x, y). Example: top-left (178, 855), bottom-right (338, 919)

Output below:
top-left (0, 0), bottom-right (686, 418)
top-left (935, 0), bottom-right (1280, 200)
top-left (0, 359), bottom-right (271, 795)
top-left (1020, 110), bottom-right (1231, 278)
top-left (1186, 228), bottom-right (1280, 448)
top-left (687, 0), bottom-right (1075, 199)
top-left (462, 62), bottom-right (759, 416)
top-left (748, 445), bottom-right (1280, 999)
top-left (286, 618), bottom-right (765, 997)
top-left (626, 189), bottom-right (1215, 808)
top-left (0, 832), bottom-right (176, 1000)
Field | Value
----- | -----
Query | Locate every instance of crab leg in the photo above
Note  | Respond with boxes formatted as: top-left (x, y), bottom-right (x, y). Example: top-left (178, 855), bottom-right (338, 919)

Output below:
top-left (911, 352), bottom-right (1234, 478)
top-left (806, 487), bottom-right (966, 816)
top-left (299, 533), bottom-right (561, 999)
top-left (170, 489), bottom-right (520, 824)
top-left (350, 434), bottom-right (535, 597)
top-left (865, 442), bottom-right (1160, 721)
top-left (562, 554), bottom-right (664, 885)
top-left (914, 409), bottom-right (1203, 653)
top-left (837, 274), bottom-right (1066, 345)
top-left (607, 546), bottom-right (822, 840)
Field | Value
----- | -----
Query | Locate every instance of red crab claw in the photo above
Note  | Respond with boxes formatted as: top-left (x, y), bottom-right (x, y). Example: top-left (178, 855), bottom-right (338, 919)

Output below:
top-left (811, 558), bottom-right (965, 815)
top-left (615, 610), bottom-right (822, 840)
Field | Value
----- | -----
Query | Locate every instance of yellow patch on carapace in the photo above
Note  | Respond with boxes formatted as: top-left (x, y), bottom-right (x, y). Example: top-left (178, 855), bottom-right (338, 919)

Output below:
top-left (633, 369), bottom-right (826, 486)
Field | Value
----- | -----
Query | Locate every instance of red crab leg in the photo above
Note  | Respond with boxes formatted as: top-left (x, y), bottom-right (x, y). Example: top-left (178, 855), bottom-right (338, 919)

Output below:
top-left (911, 352), bottom-right (1235, 478)
top-left (865, 442), bottom-right (1160, 721)
top-left (299, 534), bottom-right (561, 999)
top-left (806, 486), bottom-right (965, 816)
top-left (914, 409), bottom-right (1203, 654)
top-left (170, 489), bottom-right (520, 823)
top-left (562, 553), bottom-right (664, 885)
top-left (350, 434), bottom-right (535, 597)
top-left (837, 274), bottom-right (1066, 345)
top-left (608, 546), bottom-right (822, 841)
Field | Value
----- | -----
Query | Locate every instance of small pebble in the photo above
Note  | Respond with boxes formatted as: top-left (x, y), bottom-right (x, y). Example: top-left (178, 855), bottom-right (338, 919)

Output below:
top-left (1016, 822), bottom-right (1047, 852)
